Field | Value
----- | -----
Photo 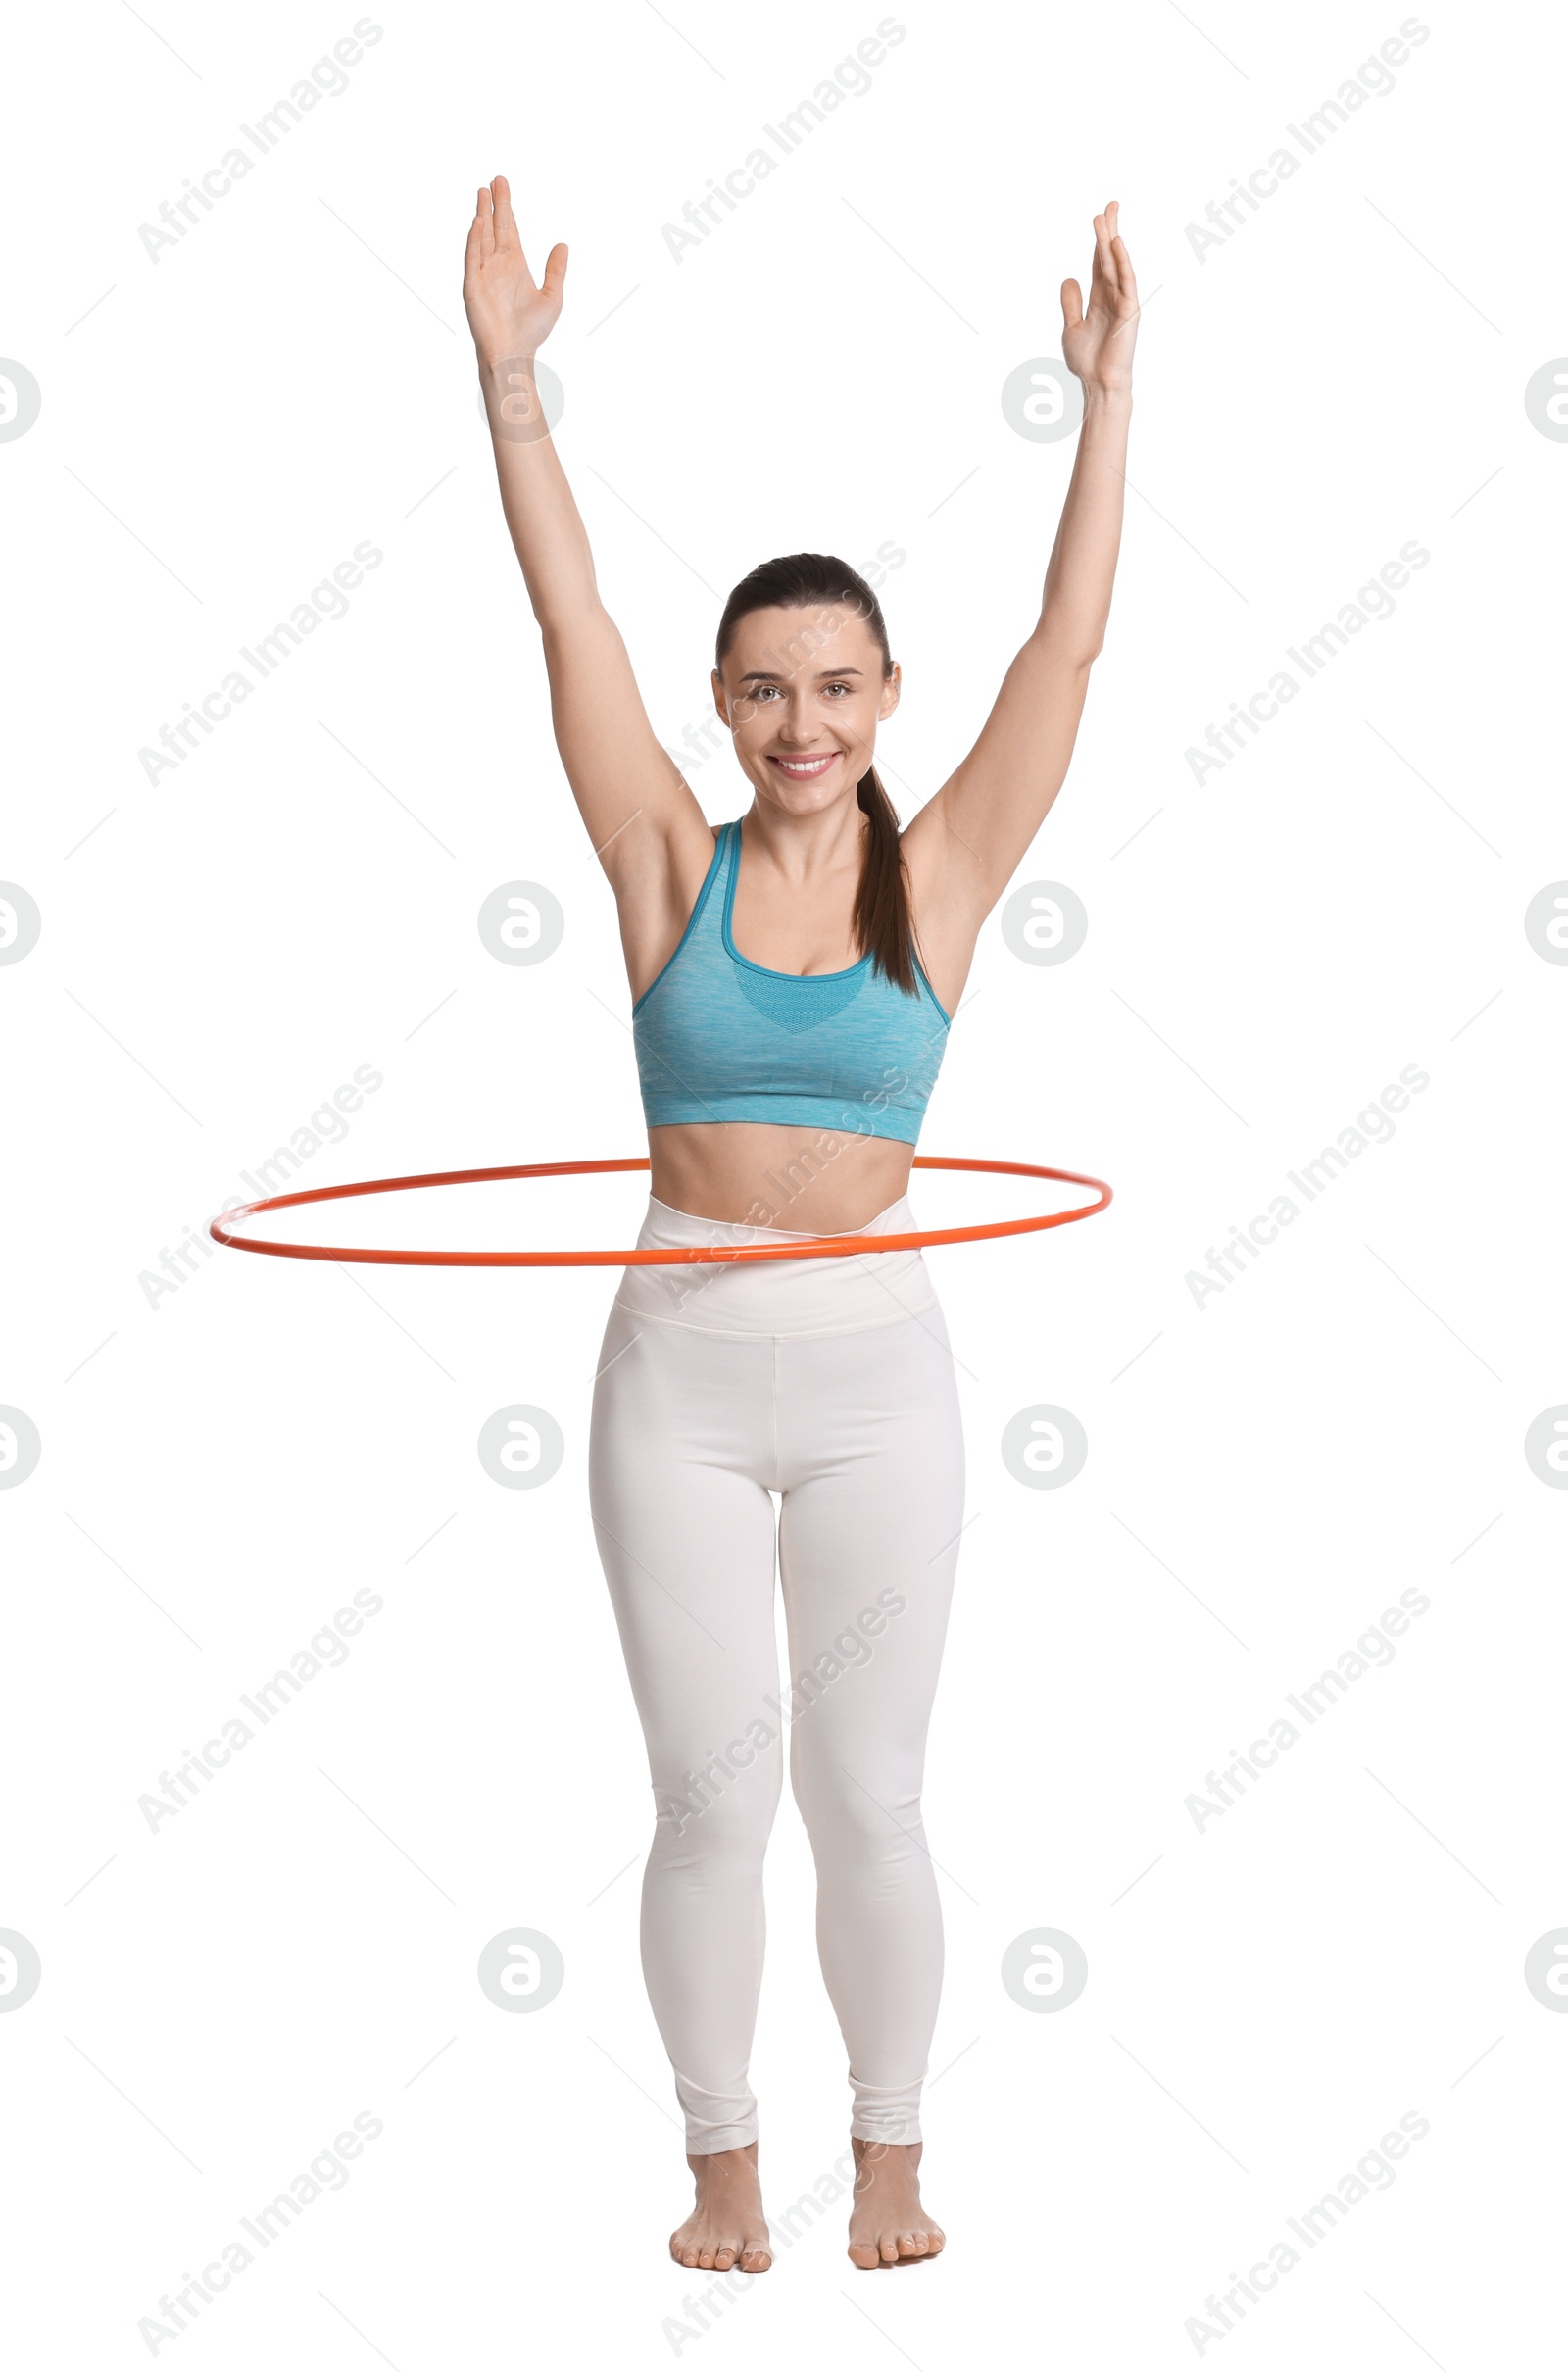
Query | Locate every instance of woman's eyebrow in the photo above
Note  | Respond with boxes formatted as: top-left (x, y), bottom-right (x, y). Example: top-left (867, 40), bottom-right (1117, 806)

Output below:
top-left (736, 666), bottom-right (865, 685)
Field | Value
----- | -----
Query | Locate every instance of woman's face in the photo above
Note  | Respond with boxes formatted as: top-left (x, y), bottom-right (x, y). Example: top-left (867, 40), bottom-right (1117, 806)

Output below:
top-left (712, 603), bottom-right (900, 815)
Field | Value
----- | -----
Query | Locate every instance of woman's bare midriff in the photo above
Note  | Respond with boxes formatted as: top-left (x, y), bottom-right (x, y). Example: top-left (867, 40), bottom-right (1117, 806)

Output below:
top-left (648, 1121), bottom-right (915, 1233)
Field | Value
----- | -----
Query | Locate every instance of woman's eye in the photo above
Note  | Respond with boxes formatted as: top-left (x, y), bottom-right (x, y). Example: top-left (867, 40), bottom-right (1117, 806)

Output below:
top-left (749, 680), bottom-right (850, 704)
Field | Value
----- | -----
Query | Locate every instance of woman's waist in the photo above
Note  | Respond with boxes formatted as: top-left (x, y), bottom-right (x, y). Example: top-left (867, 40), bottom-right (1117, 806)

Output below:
top-left (612, 1186), bottom-right (938, 1338)
top-left (646, 1118), bottom-right (915, 1238)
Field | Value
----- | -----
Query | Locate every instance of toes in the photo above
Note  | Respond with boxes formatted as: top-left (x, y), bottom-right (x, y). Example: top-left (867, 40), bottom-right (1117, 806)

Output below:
top-left (897, 2231), bottom-right (928, 2256)
top-left (848, 2241), bottom-right (883, 2269)
top-left (738, 2246), bottom-right (772, 2274)
top-left (712, 2245), bottom-right (737, 2271)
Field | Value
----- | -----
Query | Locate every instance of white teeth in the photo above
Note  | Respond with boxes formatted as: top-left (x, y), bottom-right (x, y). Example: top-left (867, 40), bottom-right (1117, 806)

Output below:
top-left (774, 756), bottom-right (835, 772)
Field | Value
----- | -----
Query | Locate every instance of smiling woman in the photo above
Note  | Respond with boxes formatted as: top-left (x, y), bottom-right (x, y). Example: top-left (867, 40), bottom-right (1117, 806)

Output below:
top-left (462, 173), bottom-right (1138, 2277)
top-left (630, 553), bottom-right (954, 1232)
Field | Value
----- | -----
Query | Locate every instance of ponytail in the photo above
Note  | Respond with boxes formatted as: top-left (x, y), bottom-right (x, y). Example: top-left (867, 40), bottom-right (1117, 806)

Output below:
top-left (854, 763), bottom-right (919, 997)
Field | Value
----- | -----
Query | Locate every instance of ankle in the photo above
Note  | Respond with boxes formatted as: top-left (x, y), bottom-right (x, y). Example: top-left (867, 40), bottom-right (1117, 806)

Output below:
top-left (689, 2144), bottom-right (760, 2175)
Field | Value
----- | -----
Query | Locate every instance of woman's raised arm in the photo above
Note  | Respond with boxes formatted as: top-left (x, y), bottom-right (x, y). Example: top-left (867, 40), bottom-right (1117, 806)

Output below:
top-left (902, 201), bottom-right (1139, 934)
top-left (463, 176), bottom-right (706, 894)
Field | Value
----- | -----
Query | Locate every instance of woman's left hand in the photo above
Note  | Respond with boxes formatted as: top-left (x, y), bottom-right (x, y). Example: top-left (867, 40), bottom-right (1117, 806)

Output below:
top-left (1061, 200), bottom-right (1139, 397)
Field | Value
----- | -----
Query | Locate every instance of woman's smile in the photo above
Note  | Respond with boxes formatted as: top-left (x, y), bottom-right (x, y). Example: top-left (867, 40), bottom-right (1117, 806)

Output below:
top-left (766, 751), bottom-right (841, 779)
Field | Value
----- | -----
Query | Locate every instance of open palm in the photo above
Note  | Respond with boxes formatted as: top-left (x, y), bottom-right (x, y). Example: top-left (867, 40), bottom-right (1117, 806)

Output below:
top-left (463, 175), bottom-right (567, 366)
top-left (1061, 200), bottom-right (1138, 396)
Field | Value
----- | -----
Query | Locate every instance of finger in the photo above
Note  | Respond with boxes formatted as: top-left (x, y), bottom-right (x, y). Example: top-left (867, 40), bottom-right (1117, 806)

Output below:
top-left (1091, 208), bottom-right (1116, 296)
top-left (1060, 276), bottom-right (1083, 334)
top-left (542, 240), bottom-right (569, 299)
top-left (1103, 199), bottom-right (1136, 307)
top-left (1105, 200), bottom-right (1125, 291)
top-left (491, 173), bottom-right (520, 253)
top-left (1085, 219), bottom-right (1108, 305)
top-left (470, 184), bottom-right (495, 263)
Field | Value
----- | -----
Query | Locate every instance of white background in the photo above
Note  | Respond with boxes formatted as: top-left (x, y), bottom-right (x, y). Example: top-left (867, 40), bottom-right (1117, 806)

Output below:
top-left (3, 0), bottom-right (1564, 2362)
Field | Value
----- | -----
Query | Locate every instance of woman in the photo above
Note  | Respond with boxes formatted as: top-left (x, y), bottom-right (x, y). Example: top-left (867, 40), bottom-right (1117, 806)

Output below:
top-left (463, 177), bottom-right (1138, 2275)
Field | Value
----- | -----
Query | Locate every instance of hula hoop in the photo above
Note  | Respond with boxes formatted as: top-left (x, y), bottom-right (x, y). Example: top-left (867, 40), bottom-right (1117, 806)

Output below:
top-left (206, 1156), bottom-right (1111, 1268)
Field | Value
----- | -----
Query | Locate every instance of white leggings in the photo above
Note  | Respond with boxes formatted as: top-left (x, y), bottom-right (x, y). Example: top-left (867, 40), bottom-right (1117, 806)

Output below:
top-left (587, 1192), bottom-right (965, 2153)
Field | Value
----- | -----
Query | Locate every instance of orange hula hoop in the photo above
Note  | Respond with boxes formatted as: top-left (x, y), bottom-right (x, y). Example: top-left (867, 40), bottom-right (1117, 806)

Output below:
top-left (206, 1155), bottom-right (1112, 1268)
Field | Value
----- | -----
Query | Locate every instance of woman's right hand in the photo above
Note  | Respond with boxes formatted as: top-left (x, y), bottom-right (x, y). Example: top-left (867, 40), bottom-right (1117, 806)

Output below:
top-left (463, 175), bottom-right (566, 366)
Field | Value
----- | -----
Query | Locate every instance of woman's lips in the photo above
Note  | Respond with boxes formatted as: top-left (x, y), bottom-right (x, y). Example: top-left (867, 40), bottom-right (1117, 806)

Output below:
top-left (767, 753), bottom-right (841, 778)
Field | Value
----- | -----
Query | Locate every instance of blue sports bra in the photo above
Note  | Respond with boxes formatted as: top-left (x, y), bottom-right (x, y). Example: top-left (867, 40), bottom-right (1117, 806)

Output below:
top-left (632, 816), bottom-right (951, 1148)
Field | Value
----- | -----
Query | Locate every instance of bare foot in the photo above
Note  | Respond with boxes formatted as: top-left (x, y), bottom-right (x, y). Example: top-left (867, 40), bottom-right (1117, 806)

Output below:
top-left (669, 2142), bottom-right (772, 2273)
top-left (847, 2137), bottom-right (946, 2268)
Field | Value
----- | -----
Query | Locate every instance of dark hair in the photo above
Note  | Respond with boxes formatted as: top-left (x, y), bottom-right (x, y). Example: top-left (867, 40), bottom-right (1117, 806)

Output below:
top-left (714, 551), bottom-right (921, 997)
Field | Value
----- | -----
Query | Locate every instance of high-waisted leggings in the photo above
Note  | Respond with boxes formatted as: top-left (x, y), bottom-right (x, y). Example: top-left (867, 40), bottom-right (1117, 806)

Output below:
top-left (587, 1190), bottom-right (965, 2153)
